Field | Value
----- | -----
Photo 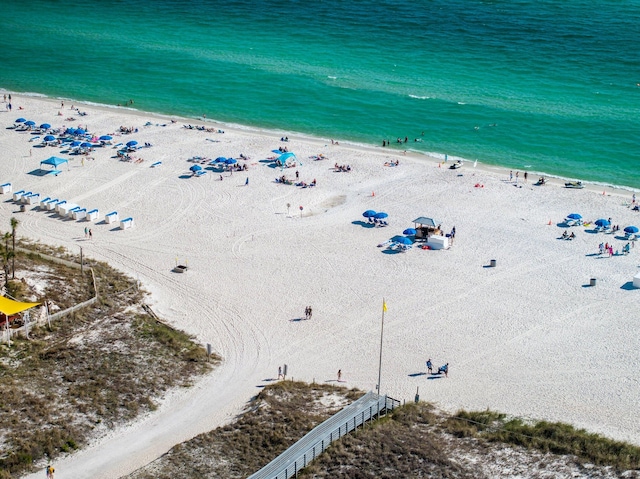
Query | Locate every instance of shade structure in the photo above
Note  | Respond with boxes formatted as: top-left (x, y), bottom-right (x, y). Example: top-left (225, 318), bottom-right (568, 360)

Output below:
top-left (99, 135), bottom-right (112, 141)
top-left (39, 123), bottom-right (51, 129)
top-left (71, 140), bottom-right (82, 147)
top-left (396, 237), bottom-right (413, 245)
top-left (403, 228), bottom-right (417, 235)
top-left (40, 156), bottom-right (69, 168)
top-left (0, 296), bottom-right (41, 316)
top-left (15, 118), bottom-right (26, 123)
top-left (215, 157), bottom-right (227, 162)
top-left (24, 120), bottom-right (36, 126)
top-left (624, 225), bottom-right (639, 234)
top-left (75, 128), bottom-right (86, 135)
top-left (126, 140), bottom-right (138, 147)
top-left (363, 210), bottom-right (377, 218)
top-left (595, 219), bottom-right (610, 227)
top-left (225, 158), bottom-right (237, 165)
top-left (189, 164), bottom-right (202, 172)
top-left (43, 135), bottom-right (56, 142)
top-left (278, 152), bottom-right (297, 162)
top-left (374, 212), bottom-right (388, 219)
top-left (80, 142), bottom-right (92, 148)
top-left (567, 213), bottom-right (582, 220)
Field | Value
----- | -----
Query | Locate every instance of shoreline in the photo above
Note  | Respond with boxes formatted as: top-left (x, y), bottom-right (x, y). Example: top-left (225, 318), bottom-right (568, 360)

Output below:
top-left (3, 88), bottom-right (638, 195)
top-left (3, 92), bottom-right (639, 479)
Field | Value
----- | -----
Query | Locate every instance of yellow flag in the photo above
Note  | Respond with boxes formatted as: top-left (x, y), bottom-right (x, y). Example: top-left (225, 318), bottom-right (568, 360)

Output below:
top-left (382, 300), bottom-right (387, 312)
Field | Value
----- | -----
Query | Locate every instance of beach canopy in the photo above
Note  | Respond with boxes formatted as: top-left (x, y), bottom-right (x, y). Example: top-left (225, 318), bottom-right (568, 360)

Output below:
top-left (126, 140), bottom-right (138, 147)
top-left (40, 156), bottom-right (68, 168)
top-left (595, 219), bottom-right (610, 227)
top-left (190, 164), bottom-right (202, 172)
top-left (278, 152), bottom-right (297, 162)
top-left (363, 210), bottom-right (377, 218)
top-left (412, 217), bottom-right (440, 228)
top-left (403, 228), bottom-right (417, 235)
top-left (15, 118), bottom-right (26, 123)
top-left (0, 296), bottom-right (41, 316)
top-left (624, 225), bottom-right (639, 234)
top-left (374, 212), bottom-right (388, 219)
top-left (39, 123), bottom-right (51, 129)
top-left (567, 213), bottom-right (582, 220)
top-left (99, 135), bottom-right (112, 141)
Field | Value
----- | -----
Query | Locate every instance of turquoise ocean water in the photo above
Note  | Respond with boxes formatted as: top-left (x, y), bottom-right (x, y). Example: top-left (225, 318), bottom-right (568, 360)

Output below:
top-left (1, 0), bottom-right (639, 188)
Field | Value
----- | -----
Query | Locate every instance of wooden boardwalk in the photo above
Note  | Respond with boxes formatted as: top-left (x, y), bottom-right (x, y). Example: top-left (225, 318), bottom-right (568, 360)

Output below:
top-left (248, 391), bottom-right (399, 479)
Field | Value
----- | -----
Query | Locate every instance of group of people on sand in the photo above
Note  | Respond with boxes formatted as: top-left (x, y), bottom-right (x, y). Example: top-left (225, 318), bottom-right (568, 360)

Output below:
top-left (384, 160), bottom-right (400, 167)
top-left (304, 306), bottom-right (313, 320)
top-left (561, 230), bottom-right (576, 240)
top-left (426, 358), bottom-right (448, 377)
top-left (334, 163), bottom-right (351, 172)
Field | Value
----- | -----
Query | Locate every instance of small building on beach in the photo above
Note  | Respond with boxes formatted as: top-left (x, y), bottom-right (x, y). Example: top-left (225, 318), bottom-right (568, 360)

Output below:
top-left (412, 217), bottom-right (442, 240)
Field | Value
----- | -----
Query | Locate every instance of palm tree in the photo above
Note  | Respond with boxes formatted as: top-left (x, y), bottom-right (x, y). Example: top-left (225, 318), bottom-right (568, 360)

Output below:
top-left (10, 217), bottom-right (18, 279)
top-left (1, 232), bottom-right (13, 290)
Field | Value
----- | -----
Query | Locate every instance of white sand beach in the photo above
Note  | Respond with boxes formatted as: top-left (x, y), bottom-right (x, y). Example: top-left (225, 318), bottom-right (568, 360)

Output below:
top-left (3, 95), bottom-right (639, 479)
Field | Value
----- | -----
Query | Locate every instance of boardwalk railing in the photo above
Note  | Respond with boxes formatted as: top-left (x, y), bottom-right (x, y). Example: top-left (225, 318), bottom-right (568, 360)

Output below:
top-left (248, 391), bottom-right (400, 479)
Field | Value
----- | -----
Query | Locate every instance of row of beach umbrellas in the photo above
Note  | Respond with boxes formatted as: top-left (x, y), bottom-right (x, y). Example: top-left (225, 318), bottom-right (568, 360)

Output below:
top-left (568, 214), bottom-right (637, 234)
top-left (362, 210), bottom-right (388, 220)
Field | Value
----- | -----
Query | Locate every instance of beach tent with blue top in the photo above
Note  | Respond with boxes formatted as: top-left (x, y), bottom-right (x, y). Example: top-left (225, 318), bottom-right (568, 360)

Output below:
top-left (40, 156), bottom-right (69, 173)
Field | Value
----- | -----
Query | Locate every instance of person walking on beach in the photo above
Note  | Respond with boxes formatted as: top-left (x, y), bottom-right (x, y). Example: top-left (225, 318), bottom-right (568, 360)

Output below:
top-left (515, 171), bottom-right (519, 183)
top-left (46, 464), bottom-right (55, 479)
top-left (524, 171), bottom-right (528, 183)
top-left (88, 229), bottom-right (93, 240)
top-left (278, 366), bottom-right (283, 380)
top-left (509, 170), bottom-right (513, 182)
top-left (426, 358), bottom-right (433, 374)
top-left (84, 226), bottom-right (88, 238)
top-left (337, 369), bottom-right (342, 382)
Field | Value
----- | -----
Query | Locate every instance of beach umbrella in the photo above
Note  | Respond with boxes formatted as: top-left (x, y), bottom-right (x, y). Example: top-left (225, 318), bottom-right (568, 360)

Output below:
top-left (567, 213), bottom-right (582, 220)
top-left (624, 226), bottom-right (639, 234)
top-left (396, 237), bottom-right (412, 245)
top-left (215, 157), bottom-right (227, 162)
top-left (403, 228), bottom-right (417, 235)
top-left (39, 123), bottom-right (51, 129)
top-left (71, 140), bottom-right (82, 147)
top-left (363, 210), bottom-right (377, 218)
top-left (189, 164), bottom-right (202, 172)
top-left (15, 118), bottom-right (26, 123)
top-left (374, 212), bottom-right (388, 219)
top-left (99, 135), bottom-right (112, 141)
top-left (43, 135), bottom-right (56, 142)
top-left (75, 128), bottom-right (86, 135)
top-left (126, 140), bottom-right (138, 147)
top-left (595, 219), bottom-right (610, 227)
top-left (225, 158), bottom-right (237, 165)
top-left (24, 120), bottom-right (36, 126)
top-left (80, 142), bottom-right (92, 148)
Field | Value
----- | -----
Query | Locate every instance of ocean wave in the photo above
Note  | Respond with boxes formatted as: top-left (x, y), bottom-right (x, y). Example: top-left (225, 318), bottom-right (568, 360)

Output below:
top-left (408, 94), bottom-right (430, 100)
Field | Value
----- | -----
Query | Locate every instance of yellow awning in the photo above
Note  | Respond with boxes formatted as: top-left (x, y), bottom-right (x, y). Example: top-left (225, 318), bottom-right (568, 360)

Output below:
top-left (0, 296), bottom-right (41, 316)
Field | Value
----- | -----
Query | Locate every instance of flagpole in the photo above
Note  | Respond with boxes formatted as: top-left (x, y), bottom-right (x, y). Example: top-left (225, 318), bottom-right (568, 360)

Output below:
top-left (377, 299), bottom-right (385, 397)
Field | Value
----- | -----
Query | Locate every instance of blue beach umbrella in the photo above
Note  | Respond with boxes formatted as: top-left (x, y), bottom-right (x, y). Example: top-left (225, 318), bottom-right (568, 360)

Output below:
top-left (40, 123), bottom-right (51, 129)
top-left (99, 135), bottom-right (112, 141)
top-left (363, 210), bottom-right (377, 218)
top-left (71, 140), bottom-right (82, 147)
top-left (624, 225), bottom-right (639, 234)
top-left (80, 142), bottom-right (92, 148)
top-left (24, 120), bottom-right (36, 126)
top-left (215, 157), bottom-right (227, 162)
top-left (75, 128), bottom-right (86, 135)
top-left (126, 140), bottom-right (138, 147)
top-left (396, 237), bottom-right (412, 245)
top-left (403, 228), bottom-right (417, 235)
top-left (44, 135), bottom-right (56, 142)
top-left (595, 219), bottom-right (610, 227)
top-left (374, 212), bottom-right (388, 219)
top-left (190, 164), bottom-right (202, 172)
top-left (567, 213), bottom-right (582, 220)
top-left (15, 118), bottom-right (26, 123)
top-left (225, 158), bottom-right (237, 165)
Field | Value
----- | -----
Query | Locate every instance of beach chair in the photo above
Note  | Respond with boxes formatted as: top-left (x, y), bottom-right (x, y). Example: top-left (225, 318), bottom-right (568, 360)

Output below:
top-left (20, 192), bottom-right (33, 204)
top-left (120, 217), bottom-right (134, 230)
top-left (105, 211), bottom-right (119, 224)
top-left (195, 170), bottom-right (207, 177)
top-left (151, 161), bottom-right (162, 168)
top-left (0, 183), bottom-right (12, 194)
top-left (26, 193), bottom-right (41, 206)
top-left (87, 209), bottom-right (99, 222)
top-left (73, 208), bottom-right (87, 220)
top-left (13, 190), bottom-right (25, 202)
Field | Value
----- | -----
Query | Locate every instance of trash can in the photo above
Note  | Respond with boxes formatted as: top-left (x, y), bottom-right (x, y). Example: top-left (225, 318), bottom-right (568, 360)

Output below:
top-left (590, 278), bottom-right (596, 286)
top-left (19, 205), bottom-right (25, 212)
top-left (490, 259), bottom-right (497, 267)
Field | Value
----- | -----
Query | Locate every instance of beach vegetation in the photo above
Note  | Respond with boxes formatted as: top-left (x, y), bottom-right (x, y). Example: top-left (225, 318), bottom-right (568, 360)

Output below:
top-left (0, 242), bottom-right (215, 477)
